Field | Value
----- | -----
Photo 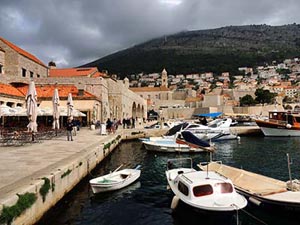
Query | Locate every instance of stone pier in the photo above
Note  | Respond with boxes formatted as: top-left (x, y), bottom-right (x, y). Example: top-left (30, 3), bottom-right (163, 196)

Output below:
top-left (0, 127), bottom-right (164, 225)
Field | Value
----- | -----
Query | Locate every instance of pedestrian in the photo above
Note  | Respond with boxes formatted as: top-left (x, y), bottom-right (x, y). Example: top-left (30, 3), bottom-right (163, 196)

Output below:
top-left (122, 118), bottom-right (126, 129)
top-left (106, 118), bottom-right (113, 134)
top-left (66, 118), bottom-right (74, 141)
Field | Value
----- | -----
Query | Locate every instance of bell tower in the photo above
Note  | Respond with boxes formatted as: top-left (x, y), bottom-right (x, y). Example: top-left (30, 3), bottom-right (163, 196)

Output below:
top-left (161, 68), bottom-right (168, 88)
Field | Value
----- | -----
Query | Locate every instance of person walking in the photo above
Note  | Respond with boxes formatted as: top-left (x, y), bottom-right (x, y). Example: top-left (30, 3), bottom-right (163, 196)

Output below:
top-left (66, 118), bottom-right (74, 141)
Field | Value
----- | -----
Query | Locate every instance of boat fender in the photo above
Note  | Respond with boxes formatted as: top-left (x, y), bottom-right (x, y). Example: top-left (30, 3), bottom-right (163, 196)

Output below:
top-left (171, 196), bottom-right (180, 210)
top-left (286, 124), bottom-right (292, 128)
top-left (249, 197), bottom-right (261, 206)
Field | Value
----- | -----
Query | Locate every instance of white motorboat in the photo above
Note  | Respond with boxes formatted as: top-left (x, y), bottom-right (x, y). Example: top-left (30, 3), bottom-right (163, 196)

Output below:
top-left (199, 161), bottom-right (300, 212)
top-left (142, 138), bottom-right (205, 153)
top-left (186, 118), bottom-right (239, 141)
top-left (89, 165), bottom-right (141, 194)
top-left (164, 119), bottom-right (239, 142)
top-left (142, 130), bottom-right (215, 153)
top-left (165, 158), bottom-right (247, 212)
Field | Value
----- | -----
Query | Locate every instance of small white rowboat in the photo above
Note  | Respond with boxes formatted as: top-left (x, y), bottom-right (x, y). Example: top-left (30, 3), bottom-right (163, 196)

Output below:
top-left (89, 165), bottom-right (141, 194)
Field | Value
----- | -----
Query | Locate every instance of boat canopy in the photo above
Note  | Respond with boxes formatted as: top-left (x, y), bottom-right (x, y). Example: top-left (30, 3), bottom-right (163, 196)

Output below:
top-left (193, 112), bottom-right (222, 118)
top-left (165, 122), bottom-right (189, 136)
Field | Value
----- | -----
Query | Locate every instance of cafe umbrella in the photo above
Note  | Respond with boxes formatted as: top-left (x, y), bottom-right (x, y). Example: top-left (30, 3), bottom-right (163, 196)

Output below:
top-left (67, 93), bottom-right (74, 120)
top-left (26, 81), bottom-right (38, 141)
top-left (52, 88), bottom-right (60, 135)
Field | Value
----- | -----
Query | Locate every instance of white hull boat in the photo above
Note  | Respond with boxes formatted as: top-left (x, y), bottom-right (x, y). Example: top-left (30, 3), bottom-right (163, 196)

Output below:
top-left (142, 131), bottom-right (215, 153)
top-left (89, 166), bottom-right (141, 194)
top-left (142, 138), bottom-right (205, 153)
top-left (199, 161), bottom-right (300, 212)
top-left (186, 118), bottom-right (239, 141)
top-left (166, 158), bottom-right (247, 213)
top-left (255, 110), bottom-right (300, 137)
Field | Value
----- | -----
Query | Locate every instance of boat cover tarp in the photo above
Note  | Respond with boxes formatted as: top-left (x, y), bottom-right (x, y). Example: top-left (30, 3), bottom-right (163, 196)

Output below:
top-left (177, 131), bottom-right (214, 152)
top-left (193, 112), bottom-right (222, 118)
top-left (199, 162), bottom-right (287, 196)
top-left (165, 122), bottom-right (189, 136)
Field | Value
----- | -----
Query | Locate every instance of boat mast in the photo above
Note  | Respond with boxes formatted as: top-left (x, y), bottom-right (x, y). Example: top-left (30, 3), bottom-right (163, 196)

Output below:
top-left (287, 153), bottom-right (293, 190)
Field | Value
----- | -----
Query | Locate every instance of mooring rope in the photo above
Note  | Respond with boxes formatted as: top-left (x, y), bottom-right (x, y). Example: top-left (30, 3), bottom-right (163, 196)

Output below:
top-left (241, 208), bottom-right (268, 225)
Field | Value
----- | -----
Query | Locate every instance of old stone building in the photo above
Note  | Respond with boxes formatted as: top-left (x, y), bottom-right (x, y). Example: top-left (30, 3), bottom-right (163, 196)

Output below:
top-left (0, 37), bottom-right (147, 126)
top-left (0, 37), bottom-right (48, 79)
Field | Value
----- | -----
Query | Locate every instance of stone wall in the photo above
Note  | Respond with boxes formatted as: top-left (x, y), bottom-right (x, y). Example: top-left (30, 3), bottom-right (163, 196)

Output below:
top-left (18, 55), bottom-right (48, 79)
top-left (0, 50), bottom-right (4, 74)
top-left (0, 134), bottom-right (122, 225)
top-left (0, 41), bottom-right (48, 78)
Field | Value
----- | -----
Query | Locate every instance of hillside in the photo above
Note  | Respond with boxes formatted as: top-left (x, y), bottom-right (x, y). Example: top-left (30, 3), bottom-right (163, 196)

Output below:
top-left (81, 24), bottom-right (300, 77)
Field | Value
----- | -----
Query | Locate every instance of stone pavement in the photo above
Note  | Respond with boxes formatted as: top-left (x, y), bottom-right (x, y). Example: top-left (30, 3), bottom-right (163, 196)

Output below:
top-left (0, 125), bottom-right (166, 202)
top-left (0, 127), bottom-right (111, 200)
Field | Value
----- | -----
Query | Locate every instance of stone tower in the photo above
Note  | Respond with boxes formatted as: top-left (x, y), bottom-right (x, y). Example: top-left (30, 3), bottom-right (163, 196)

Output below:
top-left (161, 68), bottom-right (168, 88)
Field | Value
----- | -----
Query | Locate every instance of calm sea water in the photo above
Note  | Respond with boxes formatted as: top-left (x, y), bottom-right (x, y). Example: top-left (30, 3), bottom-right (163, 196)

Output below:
top-left (37, 136), bottom-right (300, 225)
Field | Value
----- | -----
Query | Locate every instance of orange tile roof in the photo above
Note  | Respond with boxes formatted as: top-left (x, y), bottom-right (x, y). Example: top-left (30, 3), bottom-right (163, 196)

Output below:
top-left (185, 97), bottom-right (201, 102)
top-left (16, 84), bottom-right (95, 99)
top-left (0, 83), bottom-right (24, 97)
top-left (49, 67), bottom-right (105, 78)
top-left (0, 37), bottom-right (46, 67)
top-left (130, 86), bottom-right (170, 92)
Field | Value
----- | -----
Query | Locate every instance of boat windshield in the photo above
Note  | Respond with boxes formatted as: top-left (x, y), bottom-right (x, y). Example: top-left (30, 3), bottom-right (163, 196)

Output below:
top-left (214, 182), bottom-right (233, 194)
top-left (193, 184), bottom-right (213, 197)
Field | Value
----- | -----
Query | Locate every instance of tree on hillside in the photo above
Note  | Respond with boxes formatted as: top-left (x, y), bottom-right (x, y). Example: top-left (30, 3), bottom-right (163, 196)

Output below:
top-left (240, 95), bottom-right (256, 106)
top-left (255, 88), bottom-right (277, 104)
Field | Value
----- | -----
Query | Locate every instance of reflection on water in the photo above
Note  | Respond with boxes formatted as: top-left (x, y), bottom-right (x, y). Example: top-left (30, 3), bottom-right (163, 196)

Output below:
top-left (38, 137), bottom-right (300, 225)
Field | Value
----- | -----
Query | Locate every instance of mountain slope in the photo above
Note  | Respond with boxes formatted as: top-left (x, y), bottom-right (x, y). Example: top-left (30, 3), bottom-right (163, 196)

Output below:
top-left (81, 24), bottom-right (300, 77)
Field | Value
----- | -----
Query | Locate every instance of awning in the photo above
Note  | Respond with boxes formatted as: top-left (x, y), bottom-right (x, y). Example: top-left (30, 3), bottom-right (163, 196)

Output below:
top-left (193, 112), bottom-right (222, 118)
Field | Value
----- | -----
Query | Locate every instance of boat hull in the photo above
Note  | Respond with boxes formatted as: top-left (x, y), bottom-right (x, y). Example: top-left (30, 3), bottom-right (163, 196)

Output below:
top-left (256, 120), bottom-right (300, 136)
top-left (200, 162), bottom-right (300, 213)
top-left (166, 169), bottom-right (247, 212)
top-left (142, 140), bottom-right (204, 153)
top-left (90, 169), bottom-right (141, 194)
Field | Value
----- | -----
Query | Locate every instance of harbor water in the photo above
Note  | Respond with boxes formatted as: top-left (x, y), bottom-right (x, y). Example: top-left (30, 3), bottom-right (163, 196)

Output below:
top-left (37, 136), bottom-right (300, 225)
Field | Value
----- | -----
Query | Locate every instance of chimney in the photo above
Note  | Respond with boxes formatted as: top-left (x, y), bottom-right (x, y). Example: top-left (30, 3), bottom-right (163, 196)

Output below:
top-left (76, 83), bottom-right (85, 96)
top-left (48, 61), bottom-right (56, 69)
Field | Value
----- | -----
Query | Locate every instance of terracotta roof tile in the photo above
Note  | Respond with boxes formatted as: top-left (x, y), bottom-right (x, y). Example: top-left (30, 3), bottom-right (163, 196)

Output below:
top-left (130, 86), bottom-right (170, 92)
top-left (49, 67), bottom-right (105, 78)
top-left (0, 37), bottom-right (46, 67)
top-left (0, 83), bottom-right (24, 97)
top-left (185, 97), bottom-right (201, 102)
top-left (16, 84), bottom-right (95, 99)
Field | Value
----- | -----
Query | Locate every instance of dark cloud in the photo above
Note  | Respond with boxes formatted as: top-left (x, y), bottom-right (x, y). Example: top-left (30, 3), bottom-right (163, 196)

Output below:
top-left (1, 0), bottom-right (300, 68)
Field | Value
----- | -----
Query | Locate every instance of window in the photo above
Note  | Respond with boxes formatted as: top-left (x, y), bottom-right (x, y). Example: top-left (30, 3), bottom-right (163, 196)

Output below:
top-left (214, 183), bottom-right (233, 194)
top-left (0, 64), bottom-right (2, 74)
top-left (178, 181), bottom-right (189, 196)
top-left (22, 68), bottom-right (26, 77)
top-left (30, 71), bottom-right (33, 78)
top-left (37, 74), bottom-right (40, 78)
top-left (193, 184), bottom-right (213, 197)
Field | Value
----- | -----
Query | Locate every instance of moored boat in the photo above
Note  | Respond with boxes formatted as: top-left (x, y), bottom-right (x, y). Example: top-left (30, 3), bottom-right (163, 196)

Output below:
top-left (198, 161), bottom-right (300, 212)
top-left (89, 165), bottom-right (141, 194)
top-left (255, 110), bottom-right (300, 136)
top-left (165, 158), bottom-right (247, 213)
top-left (142, 130), bottom-right (214, 153)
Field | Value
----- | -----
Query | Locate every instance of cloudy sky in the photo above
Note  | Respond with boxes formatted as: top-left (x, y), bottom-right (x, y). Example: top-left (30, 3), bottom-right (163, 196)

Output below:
top-left (1, 0), bottom-right (299, 68)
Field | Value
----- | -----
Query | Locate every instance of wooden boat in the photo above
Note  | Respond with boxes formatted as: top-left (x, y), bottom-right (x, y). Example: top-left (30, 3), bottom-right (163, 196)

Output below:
top-left (198, 161), bottom-right (300, 212)
top-left (89, 165), bottom-right (141, 194)
top-left (255, 110), bottom-right (300, 136)
top-left (166, 158), bottom-right (247, 213)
